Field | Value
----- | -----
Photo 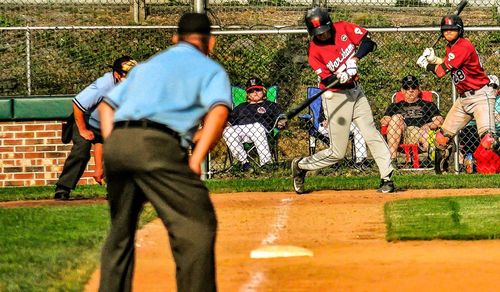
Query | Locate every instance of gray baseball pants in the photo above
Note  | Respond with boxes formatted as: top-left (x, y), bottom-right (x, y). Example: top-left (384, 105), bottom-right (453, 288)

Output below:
top-left (298, 84), bottom-right (394, 180)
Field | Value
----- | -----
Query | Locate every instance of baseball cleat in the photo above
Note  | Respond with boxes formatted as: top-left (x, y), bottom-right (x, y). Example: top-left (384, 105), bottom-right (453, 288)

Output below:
top-left (377, 179), bottom-right (395, 193)
top-left (291, 157), bottom-right (307, 194)
top-left (54, 187), bottom-right (70, 201)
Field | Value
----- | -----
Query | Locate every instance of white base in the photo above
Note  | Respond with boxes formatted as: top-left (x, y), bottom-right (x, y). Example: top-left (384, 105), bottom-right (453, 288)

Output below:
top-left (250, 245), bottom-right (314, 259)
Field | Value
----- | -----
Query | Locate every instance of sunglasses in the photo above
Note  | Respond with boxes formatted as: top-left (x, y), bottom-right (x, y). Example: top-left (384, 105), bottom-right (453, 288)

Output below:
top-left (402, 84), bottom-right (419, 90)
top-left (247, 88), bottom-right (263, 93)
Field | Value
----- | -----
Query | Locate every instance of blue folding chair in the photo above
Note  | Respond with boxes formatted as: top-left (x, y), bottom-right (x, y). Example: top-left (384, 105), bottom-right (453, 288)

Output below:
top-left (299, 87), bottom-right (330, 155)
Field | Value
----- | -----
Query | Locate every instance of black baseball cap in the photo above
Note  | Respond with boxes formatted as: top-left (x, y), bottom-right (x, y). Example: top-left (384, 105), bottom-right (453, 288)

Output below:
top-left (401, 75), bottom-right (419, 89)
top-left (245, 77), bottom-right (264, 92)
top-left (178, 13), bottom-right (212, 35)
top-left (111, 56), bottom-right (137, 75)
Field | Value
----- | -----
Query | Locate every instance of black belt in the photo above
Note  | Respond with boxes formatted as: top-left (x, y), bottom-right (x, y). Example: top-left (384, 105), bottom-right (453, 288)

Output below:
top-left (332, 82), bottom-right (356, 91)
top-left (114, 120), bottom-right (180, 141)
top-left (459, 90), bottom-right (476, 98)
top-left (459, 84), bottom-right (495, 98)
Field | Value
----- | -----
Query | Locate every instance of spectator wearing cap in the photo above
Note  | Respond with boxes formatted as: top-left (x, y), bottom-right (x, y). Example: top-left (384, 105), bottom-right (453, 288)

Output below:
top-left (97, 13), bottom-right (231, 292)
top-left (54, 55), bottom-right (137, 200)
top-left (380, 75), bottom-right (444, 160)
top-left (223, 77), bottom-right (285, 171)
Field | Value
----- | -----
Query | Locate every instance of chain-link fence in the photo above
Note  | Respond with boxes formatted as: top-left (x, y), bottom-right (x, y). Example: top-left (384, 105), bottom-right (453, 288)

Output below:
top-left (2, 26), bottom-right (498, 177)
top-left (1, 0), bottom-right (499, 26)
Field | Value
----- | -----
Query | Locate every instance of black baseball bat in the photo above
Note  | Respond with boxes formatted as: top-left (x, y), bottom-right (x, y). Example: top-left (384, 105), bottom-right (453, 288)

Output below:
top-left (284, 79), bottom-right (339, 119)
top-left (430, 0), bottom-right (468, 48)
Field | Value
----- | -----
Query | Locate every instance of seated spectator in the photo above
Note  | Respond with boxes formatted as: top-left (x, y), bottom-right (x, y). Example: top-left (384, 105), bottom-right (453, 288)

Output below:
top-left (223, 77), bottom-right (285, 171)
top-left (380, 75), bottom-right (444, 160)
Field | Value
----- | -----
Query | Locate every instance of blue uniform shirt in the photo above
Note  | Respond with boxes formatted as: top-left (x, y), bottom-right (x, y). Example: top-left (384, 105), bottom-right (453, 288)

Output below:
top-left (104, 42), bottom-right (232, 143)
top-left (73, 72), bottom-right (116, 129)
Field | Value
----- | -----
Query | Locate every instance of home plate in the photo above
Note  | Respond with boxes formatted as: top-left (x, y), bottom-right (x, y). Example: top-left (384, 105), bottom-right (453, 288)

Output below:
top-left (250, 245), bottom-right (313, 259)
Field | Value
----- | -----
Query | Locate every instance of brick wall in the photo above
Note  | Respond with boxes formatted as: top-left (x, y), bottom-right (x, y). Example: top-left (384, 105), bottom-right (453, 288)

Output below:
top-left (0, 121), bottom-right (97, 187)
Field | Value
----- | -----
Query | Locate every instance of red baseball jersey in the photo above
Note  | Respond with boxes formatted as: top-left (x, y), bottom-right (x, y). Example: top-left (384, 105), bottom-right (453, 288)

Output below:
top-left (444, 38), bottom-right (490, 94)
top-left (308, 21), bottom-right (367, 90)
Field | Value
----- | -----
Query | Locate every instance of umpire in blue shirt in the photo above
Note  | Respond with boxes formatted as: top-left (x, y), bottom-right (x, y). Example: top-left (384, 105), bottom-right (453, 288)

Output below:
top-left (98, 13), bottom-right (232, 292)
top-left (54, 56), bottom-right (137, 200)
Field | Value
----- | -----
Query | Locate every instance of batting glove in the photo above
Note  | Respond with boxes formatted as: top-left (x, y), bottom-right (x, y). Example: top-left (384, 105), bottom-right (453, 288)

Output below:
top-left (424, 48), bottom-right (442, 64)
top-left (345, 58), bottom-right (358, 77)
top-left (337, 71), bottom-right (350, 84)
top-left (416, 55), bottom-right (429, 69)
top-left (488, 75), bottom-right (499, 89)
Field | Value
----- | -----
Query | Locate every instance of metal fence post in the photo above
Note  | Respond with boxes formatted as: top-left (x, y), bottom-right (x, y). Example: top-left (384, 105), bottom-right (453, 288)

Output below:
top-left (194, 0), bottom-right (208, 178)
top-left (25, 27), bottom-right (31, 96)
top-left (193, 0), bottom-right (205, 13)
top-left (451, 80), bottom-right (460, 174)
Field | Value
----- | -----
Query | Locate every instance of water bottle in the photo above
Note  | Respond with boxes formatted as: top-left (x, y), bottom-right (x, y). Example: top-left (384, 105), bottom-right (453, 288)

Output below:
top-left (465, 152), bottom-right (473, 174)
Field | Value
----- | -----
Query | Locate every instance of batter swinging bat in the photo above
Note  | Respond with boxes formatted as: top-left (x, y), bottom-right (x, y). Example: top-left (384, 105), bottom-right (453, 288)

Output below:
top-left (284, 79), bottom-right (340, 120)
top-left (430, 0), bottom-right (468, 48)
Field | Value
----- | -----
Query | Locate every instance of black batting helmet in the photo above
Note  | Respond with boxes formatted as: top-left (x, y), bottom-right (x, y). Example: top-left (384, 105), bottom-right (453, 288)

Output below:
top-left (305, 7), bottom-right (332, 37)
top-left (440, 14), bottom-right (464, 37)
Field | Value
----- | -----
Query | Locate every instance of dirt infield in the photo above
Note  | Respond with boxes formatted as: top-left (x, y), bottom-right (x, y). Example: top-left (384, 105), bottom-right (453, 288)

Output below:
top-left (80, 188), bottom-right (500, 291)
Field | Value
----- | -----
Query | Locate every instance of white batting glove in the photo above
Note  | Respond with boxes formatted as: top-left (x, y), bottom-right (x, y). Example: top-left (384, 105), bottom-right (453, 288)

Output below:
top-left (488, 75), bottom-right (499, 88)
top-left (345, 58), bottom-right (357, 77)
top-left (424, 47), bottom-right (442, 64)
top-left (416, 55), bottom-right (429, 69)
top-left (337, 71), bottom-right (350, 84)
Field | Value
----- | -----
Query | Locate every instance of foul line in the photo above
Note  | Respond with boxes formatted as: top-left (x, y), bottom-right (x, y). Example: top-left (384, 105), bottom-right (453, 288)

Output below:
top-left (239, 197), bottom-right (294, 292)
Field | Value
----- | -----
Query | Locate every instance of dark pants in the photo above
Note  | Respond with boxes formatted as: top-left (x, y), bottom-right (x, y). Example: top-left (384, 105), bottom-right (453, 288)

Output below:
top-left (56, 123), bottom-right (102, 190)
top-left (99, 127), bottom-right (217, 292)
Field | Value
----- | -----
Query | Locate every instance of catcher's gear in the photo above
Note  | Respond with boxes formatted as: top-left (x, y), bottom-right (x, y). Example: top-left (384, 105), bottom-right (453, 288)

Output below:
top-left (479, 132), bottom-right (500, 156)
top-left (305, 7), bottom-right (332, 37)
top-left (435, 129), bottom-right (452, 150)
top-left (434, 147), bottom-right (450, 174)
top-left (441, 14), bottom-right (464, 37)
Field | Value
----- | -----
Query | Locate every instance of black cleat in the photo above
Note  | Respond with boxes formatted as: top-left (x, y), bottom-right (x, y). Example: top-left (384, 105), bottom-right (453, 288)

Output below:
top-left (54, 186), bottom-right (70, 200)
top-left (292, 158), bottom-right (307, 194)
top-left (377, 179), bottom-right (395, 193)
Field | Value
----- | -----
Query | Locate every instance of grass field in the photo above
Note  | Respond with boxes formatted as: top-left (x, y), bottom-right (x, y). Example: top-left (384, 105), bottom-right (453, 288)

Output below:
top-left (1, 173), bottom-right (500, 201)
top-left (1, 175), bottom-right (499, 290)
top-left (0, 204), bottom-right (156, 291)
top-left (385, 195), bottom-right (500, 241)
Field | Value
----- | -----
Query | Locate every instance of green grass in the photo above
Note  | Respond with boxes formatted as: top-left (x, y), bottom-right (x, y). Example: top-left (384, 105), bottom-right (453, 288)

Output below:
top-left (385, 195), bottom-right (500, 241)
top-left (1, 173), bottom-right (500, 201)
top-left (0, 204), bottom-right (157, 291)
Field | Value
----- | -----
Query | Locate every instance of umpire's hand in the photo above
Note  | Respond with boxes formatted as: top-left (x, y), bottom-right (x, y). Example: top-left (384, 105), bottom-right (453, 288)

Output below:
top-left (79, 128), bottom-right (95, 141)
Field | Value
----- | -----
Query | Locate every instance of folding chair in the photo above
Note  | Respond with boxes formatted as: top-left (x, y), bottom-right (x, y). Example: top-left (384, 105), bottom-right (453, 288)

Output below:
top-left (381, 90), bottom-right (441, 170)
top-left (222, 85), bottom-right (281, 170)
top-left (298, 87), bottom-right (364, 163)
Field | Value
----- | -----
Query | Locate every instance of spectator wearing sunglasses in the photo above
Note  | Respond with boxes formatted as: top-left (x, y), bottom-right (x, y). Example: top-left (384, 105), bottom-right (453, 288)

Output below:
top-left (380, 75), bottom-right (444, 160)
top-left (223, 77), bottom-right (285, 171)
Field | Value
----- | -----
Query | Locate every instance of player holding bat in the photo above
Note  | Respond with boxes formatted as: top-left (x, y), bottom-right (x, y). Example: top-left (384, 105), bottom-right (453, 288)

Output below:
top-left (291, 7), bottom-right (395, 194)
top-left (416, 14), bottom-right (499, 173)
